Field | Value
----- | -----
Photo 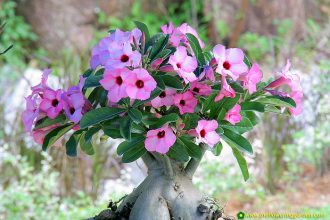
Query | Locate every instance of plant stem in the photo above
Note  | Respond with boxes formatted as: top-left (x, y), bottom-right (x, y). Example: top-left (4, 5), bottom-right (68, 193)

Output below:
top-left (185, 144), bottom-right (207, 178)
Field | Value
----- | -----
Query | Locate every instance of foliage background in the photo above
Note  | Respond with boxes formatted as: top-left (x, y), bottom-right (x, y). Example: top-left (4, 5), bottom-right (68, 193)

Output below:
top-left (0, 0), bottom-right (329, 219)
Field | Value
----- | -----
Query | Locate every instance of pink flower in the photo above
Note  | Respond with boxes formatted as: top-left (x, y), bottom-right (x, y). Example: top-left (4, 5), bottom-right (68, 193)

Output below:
top-left (266, 60), bottom-right (303, 116)
top-left (150, 88), bottom-right (176, 108)
top-left (169, 46), bottom-right (198, 83)
top-left (125, 68), bottom-right (157, 100)
top-left (190, 81), bottom-right (212, 96)
top-left (145, 124), bottom-right (176, 154)
top-left (225, 104), bottom-right (242, 125)
top-left (32, 124), bottom-right (60, 145)
top-left (213, 44), bottom-right (248, 81)
top-left (195, 120), bottom-right (220, 147)
top-left (240, 63), bottom-right (263, 94)
top-left (199, 65), bottom-right (215, 82)
top-left (22, 95), bottom-right (39, 132)
top-left (215, 75), bottom-right (236, 102)
top-left (100, 68), bottom-right (130, 103)
top-left (173, 91), bottom-right (197, 114)
top-left (106, 42), bottom-right (141, 69)
top-left (39, 89), bottom-right (64, 119)
top-left (90, 29), bottom-right (142, 69)
top-left (62, 77), bottom-right (91, 123)
top-left (161, 22), bottom-right (205, 48)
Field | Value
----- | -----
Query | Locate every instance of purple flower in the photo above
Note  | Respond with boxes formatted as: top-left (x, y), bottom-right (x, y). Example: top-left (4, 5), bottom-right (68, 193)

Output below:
top-left (90, 29), bottom-right (142, 69)
top-left (62, 77), bottom-right (91, 123)
top-left (39, 89), bottom-right (65, 119)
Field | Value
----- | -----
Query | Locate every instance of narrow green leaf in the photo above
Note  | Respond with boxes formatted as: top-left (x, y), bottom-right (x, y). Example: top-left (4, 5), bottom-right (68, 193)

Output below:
top-left (80, 132), bottom-right (95, 155)
top-left (212, 142), bottom-right (223, 156)
top-left (167, 141), bottom-right (190, 162)
top-left (220, 117), bottom-right (253, 134)
top-left (120, 117), bottom-right (132, 141)
top-left (42, 124), bottom-right (74, 151)
top-left (151, 113), bottom-right (179, 129)
top-left (117, 136), bottom-right (145, 155)
top-left (185, 33), bottom-right (206, 65)
top-left (256, 96), bottom-right (296, 108)
top-left (216, 108), bottom-right (227, 121)
top-left (122, 141), bottom-right (146, 163)
top-left (128, 108), bottom-right (143, 123)
top-left (83, 75), bottom-right (103, 88)
top-left (178, 136), bottom-right (202, 159)
top-left (160, 75), bottom-right (184, 90)
top-left (241, 101), bottom-right (265, 112)
top-left (182, 113), bottom-right (200, 130)
top-left (232, 147), bottom-right (250, 181)
top-left (149, 34), bottom-right (169, 60)
top-left (80, 107), bottom-right (126, 129)
top-left (134, 21), bottom-right (150, 42)
top-left (242, 111), bottom-right (259, 126)
top-left (133, 89), bottom-right (162, 107)
top-left (203, 51), bottom-right (213, 62)
top-left (65, 130), bottom-right (84, 157)
top-left (84, 126), bottom-right (101, 142)
top-left (34, 114), bottom-right (67, 129)
top-left (153, 75), bottom-right (166, 91)
top-left (221, 128), bottom-right (253, 155)
top-left (243, 56), bottom-right (252, 68)
top-left (103, 128), bottom-right (122, 139)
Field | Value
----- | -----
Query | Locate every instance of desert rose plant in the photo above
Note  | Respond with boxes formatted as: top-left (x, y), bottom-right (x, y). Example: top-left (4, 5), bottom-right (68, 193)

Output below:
top-left (23, 21), bottom-right (302, 219)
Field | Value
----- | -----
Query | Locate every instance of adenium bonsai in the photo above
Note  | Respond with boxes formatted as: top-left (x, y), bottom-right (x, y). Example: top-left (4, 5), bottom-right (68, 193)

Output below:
top-left (23, 21), bottom-right (302, 220)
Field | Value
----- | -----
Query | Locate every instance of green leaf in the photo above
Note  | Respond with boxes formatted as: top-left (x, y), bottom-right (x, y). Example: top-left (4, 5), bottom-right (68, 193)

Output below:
top-left (65, 130), bottom-right (84, 157)
top-left (117, 136), bottom-right (145, 155)
top-left (80, 132), bottom-right (95, 155)
top-left (103, 128), bottom-right (122, 139)
top-left (203, 51), bottom-right (213, 62)
top-left (216, 108), bottom-right (227, 121)
top-left (154, 49), bottom-right (172, 60)
top-left (122, 140), bottom-right (146, 163)
top-left (83, 74), bottom-right (103, 88)
top-left (241, 101), bottom-right (265, 112)
top-left (153, 75), bottom-right (165, 91)
top-left (232, 147), bottom-right (250, 181)
top-left (167, 141), bottom-right (190, 162)
top-left (133, 89), bottom-right (162, 107)
top-left (210, 95), bottom-right (240, 118)
top-left (202, 92), bottom-right (217, 113)
top-left (220, 117), bottom-right (253, 134)
top-left (134, 21), bottom-right (150, 42)
top-left (212, 142), bottom-right (223, 156)
top-left (160, 75), bottom-right (184, 90)
top-left (82, 69), bottom-right (93, 78)
top-left (256, 96), bottom-right (296, 108)
top-left (178, 136), bottom-right (202, 159)
top-left (185, 33), bottom-right (206, 65)
top-left (34, 114), bottom-right (67, 129)
top-left (80, 107), bottom-right (126, 129)
top-left (42, 124), bottom-right (74, 151)
top-left (128, 108), bottom-right (143, 123)
top-left (242, 111), bottom-right (259, 126)
top-left (243, 56), bottom-right (252, 68)
top-left (84, 126), bottom-right (101, 142)
top-left (182, 113), bottom-right (200, 130)
top-left (151, 113), bottom-right (179, 128)
top-left (149, 34), bottom-right (169, 60)
top-left (120, 117), bottom-right (132, 141)
top-left (221, 128), bottom-right (253, 155)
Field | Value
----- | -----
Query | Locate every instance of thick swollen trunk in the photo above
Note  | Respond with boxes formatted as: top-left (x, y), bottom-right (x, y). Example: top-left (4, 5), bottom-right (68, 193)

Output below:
top-left (89, 151), bottom-right (222, 220)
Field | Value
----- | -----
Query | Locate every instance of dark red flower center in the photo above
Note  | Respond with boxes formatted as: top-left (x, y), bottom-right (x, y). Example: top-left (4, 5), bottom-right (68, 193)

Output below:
top-left (176, 63), bottom-right (181, 68)
top-left (192, 87), bottom-right (200, 93)
top-left (52, 99), bottom-right (59, 107)
top-left (179, 100), bottom-right (185, 106)
top-left (200, 129), bottom-right (206, 138)
top-left (120, 54), bottom-right (129, 62)
top-left (116, 76), bottom-right (123, 85)
top-left (159, 91), bottom-right (166, 98)
top-left (69, 107), bottom-right (75, 114)
top-left (136, 80), bottom-right (144, 88)
top-left (223, 61), bottom-right (231, 70)
top-left (157, 130), bottom-right (165, 138)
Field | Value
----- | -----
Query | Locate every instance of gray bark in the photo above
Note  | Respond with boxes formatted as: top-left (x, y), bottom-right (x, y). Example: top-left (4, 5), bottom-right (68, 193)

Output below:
top-left (89, 152), bottom-right (222, 220)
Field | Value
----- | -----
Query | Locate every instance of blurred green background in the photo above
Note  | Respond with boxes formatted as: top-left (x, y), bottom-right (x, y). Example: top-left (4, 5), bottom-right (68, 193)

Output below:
top-left (0, 0), bottom-right (329, 219)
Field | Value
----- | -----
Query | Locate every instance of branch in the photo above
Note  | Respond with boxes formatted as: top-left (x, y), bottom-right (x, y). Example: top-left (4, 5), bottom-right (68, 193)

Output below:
top-left (163, 155), bottom-right (174, 179)
top-left (141, 152), bottom-right (158, 170)
top-left (184, 144), bottom-right (207, 178)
